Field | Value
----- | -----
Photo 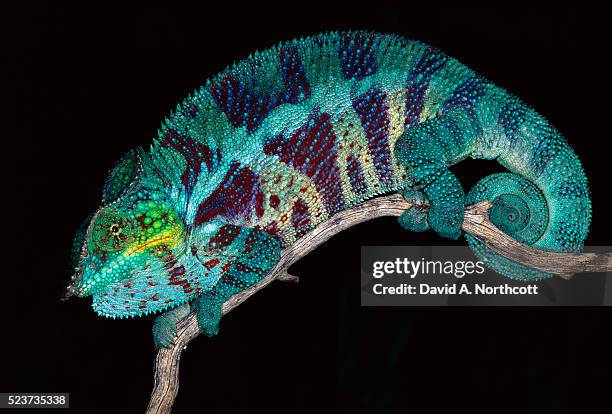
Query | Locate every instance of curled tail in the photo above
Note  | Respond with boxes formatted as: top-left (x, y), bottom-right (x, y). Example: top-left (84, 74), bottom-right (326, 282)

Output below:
top-left (395, 86), bottom-right (591, 281)
top-left (466, 92), bottom-right (591, 280)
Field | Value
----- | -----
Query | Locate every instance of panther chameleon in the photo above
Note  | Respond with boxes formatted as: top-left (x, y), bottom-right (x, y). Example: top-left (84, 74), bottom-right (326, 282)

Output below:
top-left (66, 32), bottom-right (591, 348)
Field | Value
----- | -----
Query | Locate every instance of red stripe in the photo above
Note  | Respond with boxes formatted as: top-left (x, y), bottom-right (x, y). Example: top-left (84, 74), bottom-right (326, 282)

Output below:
top-left (291, 198), bottom-right (311, 239)
top-left (194, 164), bottom-right (260, 225)
top-left (263, 111), bottom-right (345, 214)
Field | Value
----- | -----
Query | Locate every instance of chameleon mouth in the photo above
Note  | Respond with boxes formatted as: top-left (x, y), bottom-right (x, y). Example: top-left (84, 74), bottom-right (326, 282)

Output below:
top-left (77, 280), bottom-right (95, 297)
top-left (62, 281), bottom-right (79, 300)
top-left (61, 279), bottom-right (89, 299)
top-left (63, 268), bottom-right (84, 300)
top-left (70, 235), bottom-right (176, 298)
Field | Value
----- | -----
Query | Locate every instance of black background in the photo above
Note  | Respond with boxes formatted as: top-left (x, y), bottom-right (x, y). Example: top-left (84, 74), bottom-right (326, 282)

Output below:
top-left (5, 3), bottom-right (612, 413)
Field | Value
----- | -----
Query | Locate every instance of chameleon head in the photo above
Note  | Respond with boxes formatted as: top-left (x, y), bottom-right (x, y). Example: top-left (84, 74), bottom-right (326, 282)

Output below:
top-left (69, 196), bottom-right (185, 298)
top-left (66, 149), bottom-right (186, 299)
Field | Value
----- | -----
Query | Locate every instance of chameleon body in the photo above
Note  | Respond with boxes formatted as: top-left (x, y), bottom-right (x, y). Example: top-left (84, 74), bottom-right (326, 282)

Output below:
top-left (67, 32), bottom-right (591, 348)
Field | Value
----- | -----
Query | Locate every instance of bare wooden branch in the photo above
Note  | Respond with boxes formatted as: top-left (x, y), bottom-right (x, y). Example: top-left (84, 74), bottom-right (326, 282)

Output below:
top-left (462, 201), bottom-right (612, 278)
top-left (146, 194), bottom-right (611, 414)
top-left (276, 272), bottom-right (300, 283)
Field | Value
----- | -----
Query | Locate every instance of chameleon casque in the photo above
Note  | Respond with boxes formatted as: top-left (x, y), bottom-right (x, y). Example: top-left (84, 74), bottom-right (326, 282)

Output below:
top-left (66, 32), bottom-right (591, 348)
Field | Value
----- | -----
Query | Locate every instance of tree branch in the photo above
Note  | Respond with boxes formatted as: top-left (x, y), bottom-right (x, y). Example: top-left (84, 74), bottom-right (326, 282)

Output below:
top-left (146, 194), bottom-right (611, 414)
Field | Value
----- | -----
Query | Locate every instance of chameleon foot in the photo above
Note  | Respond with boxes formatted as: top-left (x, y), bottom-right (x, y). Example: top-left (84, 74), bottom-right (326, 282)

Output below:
top-left (152, 302), bottom-right (190, 349)
top-left (193, 295), bottom-right (222, 337)
top-left (398, 186), bottom-right (430, 232)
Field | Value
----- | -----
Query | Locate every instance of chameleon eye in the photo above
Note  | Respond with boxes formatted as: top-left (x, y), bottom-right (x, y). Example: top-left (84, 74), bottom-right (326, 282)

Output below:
top-left (89, 208), bottom-right (134, 252)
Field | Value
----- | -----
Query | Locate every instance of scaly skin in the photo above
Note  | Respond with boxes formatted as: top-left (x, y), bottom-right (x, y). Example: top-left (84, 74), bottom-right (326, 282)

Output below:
top-left (67, 32), bottom-right (591, 348)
